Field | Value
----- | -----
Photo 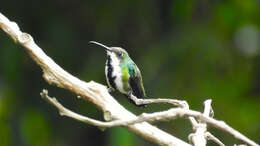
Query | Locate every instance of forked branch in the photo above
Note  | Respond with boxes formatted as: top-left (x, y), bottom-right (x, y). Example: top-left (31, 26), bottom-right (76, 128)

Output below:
top-left (0, 12), bottom-right (191, 146)
top-left (0, 12), bottom-right (258, 146)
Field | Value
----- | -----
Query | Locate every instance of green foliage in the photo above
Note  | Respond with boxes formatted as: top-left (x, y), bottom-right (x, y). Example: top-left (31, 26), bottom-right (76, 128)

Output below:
top-left (20, 110), bottom-right (52, 146)
top-left (0, 97), bottom-right (11, 146)
top-left (108, 128), bottom-right (136, 146)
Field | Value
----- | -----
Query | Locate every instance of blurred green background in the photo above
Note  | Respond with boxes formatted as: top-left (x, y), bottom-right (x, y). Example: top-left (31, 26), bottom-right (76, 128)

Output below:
top-left (0, 0), bottom-right (260, 146)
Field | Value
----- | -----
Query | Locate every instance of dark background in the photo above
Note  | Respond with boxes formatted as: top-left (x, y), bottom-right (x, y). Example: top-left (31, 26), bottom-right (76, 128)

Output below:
top-left (0, 0), bottom-right (260, 146)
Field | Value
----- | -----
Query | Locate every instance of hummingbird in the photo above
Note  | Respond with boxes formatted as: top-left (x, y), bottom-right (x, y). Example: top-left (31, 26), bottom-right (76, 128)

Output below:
top-left (89, 41), bottom-right (146, 106)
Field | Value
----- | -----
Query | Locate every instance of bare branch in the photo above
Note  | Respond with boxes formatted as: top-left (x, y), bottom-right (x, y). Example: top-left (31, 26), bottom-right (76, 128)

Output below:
top-left (130, 93), bottom-right (200, 137)
top-left (0, 12), bottom-right (191, 146)
top-left (41, 89), bottom-right (259, 146)
top-left (189, 100), bottom-right (212, 146)
top-left (205, 132), bottom-right (225, 146)
top-left (199, 115), bottom-right (259, 146)
top-left (129, 94), bottom-right (188, 108)
top-left (41, 89), bottom-right (112, 128)
top-left (203, 100), bottom-right (212, 118)
top-left (41, 89), bottom-right (199, 128)
top-left (0, 12), bottom-right (259, 146)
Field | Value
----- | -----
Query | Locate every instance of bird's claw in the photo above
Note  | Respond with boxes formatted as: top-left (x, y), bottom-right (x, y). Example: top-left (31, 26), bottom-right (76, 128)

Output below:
top-left (107, 87), bottom-right (114, 93)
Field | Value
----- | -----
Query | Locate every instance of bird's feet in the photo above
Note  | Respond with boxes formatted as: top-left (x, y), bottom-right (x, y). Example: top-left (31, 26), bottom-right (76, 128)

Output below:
top-left (107, 87), bottom-right (115, 93)
top-left (126, 92), bottom-right (147, 108)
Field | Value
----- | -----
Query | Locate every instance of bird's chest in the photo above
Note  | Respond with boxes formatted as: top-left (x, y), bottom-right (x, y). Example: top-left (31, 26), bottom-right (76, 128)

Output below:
top-left (105, 56), bottom-right (128, 93)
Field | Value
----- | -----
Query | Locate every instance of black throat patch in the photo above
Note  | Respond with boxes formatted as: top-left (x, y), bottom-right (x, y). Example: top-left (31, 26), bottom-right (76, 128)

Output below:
top-left (106, 55), bottom-right (117, 90)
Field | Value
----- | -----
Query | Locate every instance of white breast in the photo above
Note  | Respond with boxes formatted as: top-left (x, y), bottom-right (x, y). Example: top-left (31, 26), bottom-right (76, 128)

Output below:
top-left (106, 52), bottom-right (126, 94)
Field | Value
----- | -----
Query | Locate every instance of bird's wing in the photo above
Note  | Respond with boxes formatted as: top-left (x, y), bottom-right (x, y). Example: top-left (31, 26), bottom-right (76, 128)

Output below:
top-left (128, 63), bottom-right (146, 98)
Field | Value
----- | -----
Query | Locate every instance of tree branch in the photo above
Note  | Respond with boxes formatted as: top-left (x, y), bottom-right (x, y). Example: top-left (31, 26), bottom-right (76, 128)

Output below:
top-left (129, 94), bottom-right (188, 107)
top-left (40, 89), bottom-right (209, 129)
top-left (41, 89), bottom-right (258, 146)
top-left (205, 132), bottom-right (225, 146)
top-left (0, 12), bottom-right (259, 146)
top-left (0, 12), bottom-right (191, 146)
top-left (189, 100), bottom-right (211, 146)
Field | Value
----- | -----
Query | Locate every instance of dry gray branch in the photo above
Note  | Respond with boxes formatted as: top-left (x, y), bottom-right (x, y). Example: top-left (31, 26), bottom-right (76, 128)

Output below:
top-left (205, 132), bottom-right (225, 146)
top-left (189, 100), bottom-right (223, 146)
top-left (41, 89), bottom-right (258, 146)
top-left (40, 89), bottom-right (210, 129)
top-left (129, 94), bottom-right (188, 107)
top-left (189, 100), bottom-right (211, 146)
top-left (0, 12), bottom-right (259, 146)
top-left (0, 12), bottom-right (191, 146)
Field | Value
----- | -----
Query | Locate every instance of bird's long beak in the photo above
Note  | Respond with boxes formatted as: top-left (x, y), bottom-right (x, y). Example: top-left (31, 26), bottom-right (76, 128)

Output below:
top-left (89, 41), bottom-right (112, 52)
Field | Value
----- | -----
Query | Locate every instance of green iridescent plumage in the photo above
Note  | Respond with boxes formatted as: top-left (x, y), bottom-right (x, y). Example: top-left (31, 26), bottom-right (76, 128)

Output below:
top-left (120, 57), bottom-right (146, 98)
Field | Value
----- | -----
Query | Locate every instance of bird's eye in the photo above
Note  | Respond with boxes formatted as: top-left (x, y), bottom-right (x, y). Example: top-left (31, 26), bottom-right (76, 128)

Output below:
top-left (118, 53), bottom-right (123, 57)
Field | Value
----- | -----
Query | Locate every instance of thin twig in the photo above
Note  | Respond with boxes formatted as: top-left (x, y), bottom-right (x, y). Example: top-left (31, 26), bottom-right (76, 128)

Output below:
top-left (205, 132), bottom-right (225, 146)
top-left (130, 94), bottom-right (200, 136)
top-left (129, 94), bottom-right (188, 108)
top-left (41, 89), bottom-right (198, 128)
top-left (41, 89), bottom-right (259, 146)
top-left (189, 100), bottom-right (212, 146)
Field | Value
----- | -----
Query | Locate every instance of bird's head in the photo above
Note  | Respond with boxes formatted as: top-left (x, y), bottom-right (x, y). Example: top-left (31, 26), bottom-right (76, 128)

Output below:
top-left (89, 41), bottom-right (130, 62)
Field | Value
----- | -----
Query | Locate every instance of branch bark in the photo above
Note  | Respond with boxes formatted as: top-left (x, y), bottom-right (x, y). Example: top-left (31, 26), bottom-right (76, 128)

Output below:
top-left (0, 12), bottom-right (191, 146)
top-left (41, 89), bottom-right (258, 146)
top-left (0, 12), bottom-right (259, 146)
top-left (205, 132), bottom-right (225, 146)
top-left (40, 89), bottom-right (210, 128)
